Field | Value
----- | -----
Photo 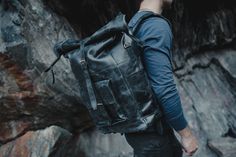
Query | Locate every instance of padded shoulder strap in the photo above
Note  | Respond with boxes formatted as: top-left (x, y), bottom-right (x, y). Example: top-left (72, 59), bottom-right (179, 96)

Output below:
top-left (131, 11), bottom-right (171, 35)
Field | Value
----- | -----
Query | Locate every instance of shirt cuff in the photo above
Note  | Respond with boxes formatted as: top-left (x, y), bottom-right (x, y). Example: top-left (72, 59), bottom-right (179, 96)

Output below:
top-left (167, 112), bottom-right (188, 131)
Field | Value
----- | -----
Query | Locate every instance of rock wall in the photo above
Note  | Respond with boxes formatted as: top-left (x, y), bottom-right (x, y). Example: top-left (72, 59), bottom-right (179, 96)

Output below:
top-left (0, 0), bottom-right (236, 157)
top-left (0, 0), bottom-right (92, 153)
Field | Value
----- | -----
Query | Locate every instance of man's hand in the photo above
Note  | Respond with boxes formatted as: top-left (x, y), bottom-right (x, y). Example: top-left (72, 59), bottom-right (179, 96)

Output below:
top-left (177, 126), bottom-right (198, 156)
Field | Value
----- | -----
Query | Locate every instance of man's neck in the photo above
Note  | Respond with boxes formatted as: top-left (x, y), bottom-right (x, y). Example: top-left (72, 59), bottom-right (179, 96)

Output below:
top-left (139, 0), bottom-right (163, 14)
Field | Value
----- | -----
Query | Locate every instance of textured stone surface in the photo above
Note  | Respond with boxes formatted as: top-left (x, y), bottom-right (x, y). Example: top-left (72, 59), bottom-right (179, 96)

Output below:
top-left (0, 126), bottom-right (73, 157)
top-left (208, 137), bottom-right (236, 157)
top-left (175, 49), bottom-right (236, 157)
top-left (0, 0), bottom-right (92, 145)
top-left (77, 129), bottom-right (133, 157)
top-left (0, 0), bottom-right (236, 157)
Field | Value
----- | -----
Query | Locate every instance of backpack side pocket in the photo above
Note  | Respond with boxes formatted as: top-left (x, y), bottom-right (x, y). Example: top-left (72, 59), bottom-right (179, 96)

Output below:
top-left (94, 79), bottom-right (128, 125)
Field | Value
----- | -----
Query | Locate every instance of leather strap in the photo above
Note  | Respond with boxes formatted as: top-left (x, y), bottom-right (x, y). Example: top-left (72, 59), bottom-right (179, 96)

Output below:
top-left (132, 11), bottom-right (171, 35)
top-left (80, 43), bottom-right (97, 110)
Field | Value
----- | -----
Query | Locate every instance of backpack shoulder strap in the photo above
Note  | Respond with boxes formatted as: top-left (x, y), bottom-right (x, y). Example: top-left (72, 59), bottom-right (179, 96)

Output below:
top-left (131, 11), bottom-right (171, 35)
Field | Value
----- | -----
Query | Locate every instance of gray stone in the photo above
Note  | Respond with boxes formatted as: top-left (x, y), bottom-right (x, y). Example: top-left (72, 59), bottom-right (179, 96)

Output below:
top-left (0, 126), bottom-right (73, 157)
top-left (0, 0), bottom-right (91, 145)
top-left (208, 137), bottom-right (236, 157)
top-left (77, 129), bottom-right (133, 157)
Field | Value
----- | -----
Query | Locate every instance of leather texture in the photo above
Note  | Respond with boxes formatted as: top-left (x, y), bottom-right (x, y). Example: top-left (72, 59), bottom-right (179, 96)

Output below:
top-left (54, 12), bottom-right (164, 133)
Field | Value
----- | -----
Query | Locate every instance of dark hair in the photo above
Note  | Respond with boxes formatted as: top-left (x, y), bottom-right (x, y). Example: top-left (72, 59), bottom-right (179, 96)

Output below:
top-left (137, 0), bottom-right (143, 6)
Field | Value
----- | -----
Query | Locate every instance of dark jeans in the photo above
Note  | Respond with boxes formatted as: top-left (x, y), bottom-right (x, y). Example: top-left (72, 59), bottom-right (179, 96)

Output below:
top-left (124, 121), bottom-right (183, 157)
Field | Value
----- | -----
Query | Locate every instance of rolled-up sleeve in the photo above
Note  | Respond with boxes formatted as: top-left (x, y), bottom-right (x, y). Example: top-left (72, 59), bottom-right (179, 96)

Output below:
top-left (136, 17), bottom-right (188, 131)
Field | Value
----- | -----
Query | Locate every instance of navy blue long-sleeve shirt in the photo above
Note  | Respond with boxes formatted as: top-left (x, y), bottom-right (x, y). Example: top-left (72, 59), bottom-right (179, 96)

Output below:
top-left (129, 11), bottom-right (188, 131)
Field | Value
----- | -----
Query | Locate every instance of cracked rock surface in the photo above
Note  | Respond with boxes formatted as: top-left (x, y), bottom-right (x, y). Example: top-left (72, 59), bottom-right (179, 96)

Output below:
top-left (0, 0), bottom-right (236, 157)
top-left (0, 0), bottom-right (92, 150)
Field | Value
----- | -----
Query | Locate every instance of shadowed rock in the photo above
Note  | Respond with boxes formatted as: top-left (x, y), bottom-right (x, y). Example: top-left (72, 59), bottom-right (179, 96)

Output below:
top-left (0, 0), bottom-right (92, 144)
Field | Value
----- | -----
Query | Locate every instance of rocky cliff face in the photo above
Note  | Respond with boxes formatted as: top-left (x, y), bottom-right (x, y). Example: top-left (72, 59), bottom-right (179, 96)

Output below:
top-left (0, 0), bottom-right (92, 155)
top-left (0, 0), bottom-right (236, 157)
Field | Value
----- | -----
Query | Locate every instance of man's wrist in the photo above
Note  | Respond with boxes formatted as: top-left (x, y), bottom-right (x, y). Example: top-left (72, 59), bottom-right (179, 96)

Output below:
top-left (177, 126), bottom-right (192, 138)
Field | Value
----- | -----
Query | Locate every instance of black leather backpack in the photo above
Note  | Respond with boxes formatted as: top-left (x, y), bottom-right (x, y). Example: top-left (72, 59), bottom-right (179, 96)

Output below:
top-left (45, 12), bottom-right (163, 133)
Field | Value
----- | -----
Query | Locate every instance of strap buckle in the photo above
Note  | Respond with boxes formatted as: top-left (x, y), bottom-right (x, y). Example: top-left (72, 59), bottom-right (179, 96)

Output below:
top-left (80, 59), bottom-right (87, 69)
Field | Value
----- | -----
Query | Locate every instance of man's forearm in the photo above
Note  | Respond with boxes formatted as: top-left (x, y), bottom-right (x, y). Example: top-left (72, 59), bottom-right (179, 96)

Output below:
top-left (151, 80), bottom-right (188, 131)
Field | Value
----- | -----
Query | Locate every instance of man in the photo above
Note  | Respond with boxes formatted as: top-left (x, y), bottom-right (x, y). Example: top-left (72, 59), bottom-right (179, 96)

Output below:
top-left (124, 0), bottom-right (198, 156)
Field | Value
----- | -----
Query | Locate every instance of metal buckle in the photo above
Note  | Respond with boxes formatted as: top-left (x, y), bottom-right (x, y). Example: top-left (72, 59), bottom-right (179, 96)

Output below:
top-left (97, 103), bottom-right (103, 106)
top-left (124, 43), bottom-right (128, 49)
top-left (80, 59), bottom-right (87, 67)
